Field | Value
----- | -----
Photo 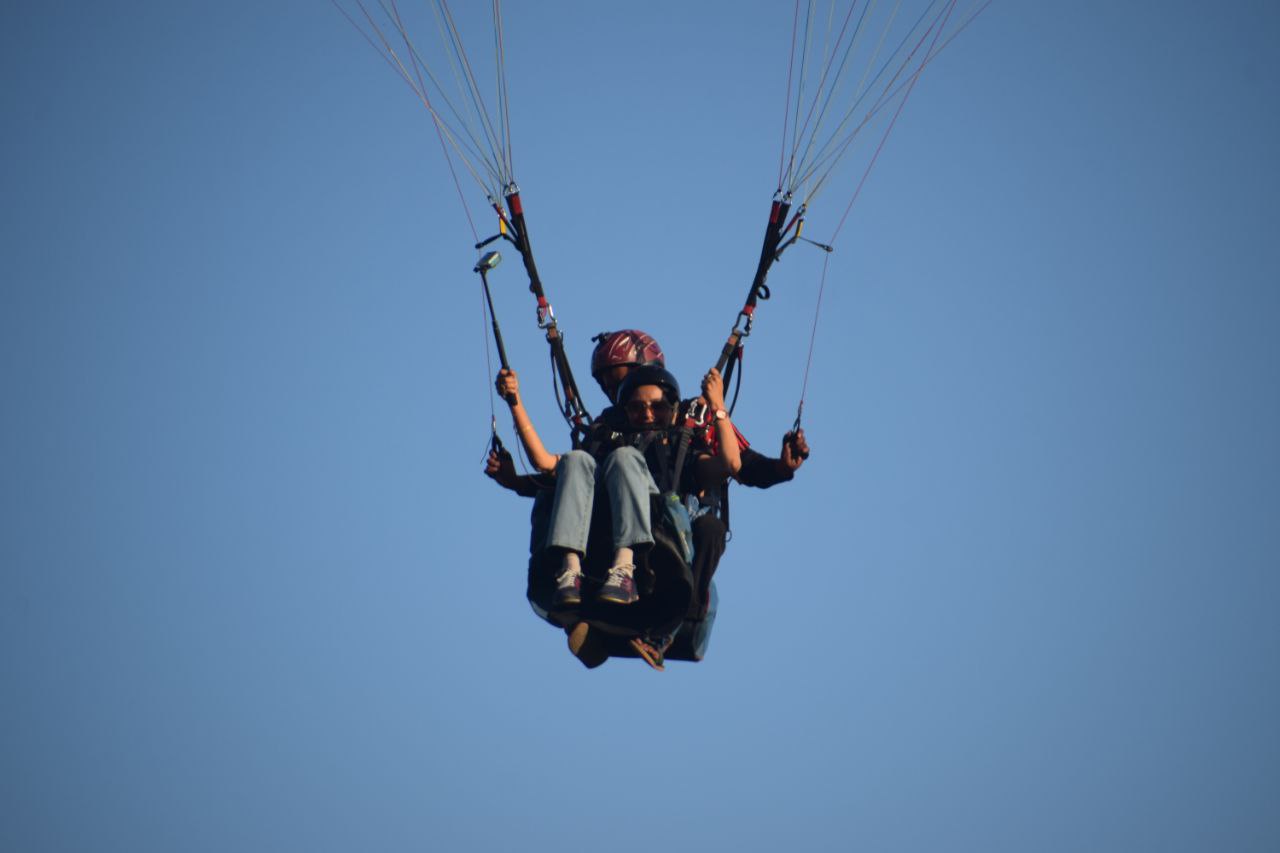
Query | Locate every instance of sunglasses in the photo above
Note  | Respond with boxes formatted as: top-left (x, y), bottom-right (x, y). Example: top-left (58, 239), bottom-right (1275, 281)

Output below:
top-left (625, 400), bottom-right (673, 418)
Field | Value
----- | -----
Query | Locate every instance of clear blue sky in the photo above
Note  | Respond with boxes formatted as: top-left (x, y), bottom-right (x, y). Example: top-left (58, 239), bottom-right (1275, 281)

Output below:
top-left (3, 2), bottom-right (1278, 851)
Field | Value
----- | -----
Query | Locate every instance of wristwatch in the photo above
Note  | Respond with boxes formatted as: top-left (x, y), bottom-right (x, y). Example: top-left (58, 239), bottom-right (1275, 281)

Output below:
top-left (713, 409), bottom-right (728, 421)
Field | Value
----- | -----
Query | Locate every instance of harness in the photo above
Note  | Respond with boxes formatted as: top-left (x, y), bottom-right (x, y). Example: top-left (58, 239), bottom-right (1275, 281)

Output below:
top-left (584, 403), bottom-right (717, 499)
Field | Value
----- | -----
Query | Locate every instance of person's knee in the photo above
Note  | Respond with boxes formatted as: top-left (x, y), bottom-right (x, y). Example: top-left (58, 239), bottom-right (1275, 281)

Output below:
top-left (602, 446), bottom-right (649, 477)
top-left (606, 446), bottom-right (645, 467)
top-left (602, 446), bottom-right (654, 492)
top-left (559, 449), bottom-right (595, 474)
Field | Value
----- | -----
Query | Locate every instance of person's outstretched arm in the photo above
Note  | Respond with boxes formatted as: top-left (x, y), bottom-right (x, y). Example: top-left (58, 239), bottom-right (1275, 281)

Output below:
top-left (736, 428), bottom-right (809, 488)
top-left (496, 368), bottom-right (559, 474)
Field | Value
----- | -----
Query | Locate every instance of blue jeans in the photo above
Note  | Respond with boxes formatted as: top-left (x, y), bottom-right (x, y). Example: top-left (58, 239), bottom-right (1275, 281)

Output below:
top-left (547, 447), bottom-right (659, 555)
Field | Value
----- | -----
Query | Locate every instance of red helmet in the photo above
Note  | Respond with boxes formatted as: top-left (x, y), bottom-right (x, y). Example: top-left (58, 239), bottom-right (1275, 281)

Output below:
top-left (590, 330), bottom-right (665, 377)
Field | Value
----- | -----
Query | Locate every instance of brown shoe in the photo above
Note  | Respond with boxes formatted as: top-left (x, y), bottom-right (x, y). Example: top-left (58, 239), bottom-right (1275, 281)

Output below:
top-left (567, 622), bottom-right (608, 669)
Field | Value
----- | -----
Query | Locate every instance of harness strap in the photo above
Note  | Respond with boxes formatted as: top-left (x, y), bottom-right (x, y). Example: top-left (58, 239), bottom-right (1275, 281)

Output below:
top-left (669, 399), bottom-right (706, 500)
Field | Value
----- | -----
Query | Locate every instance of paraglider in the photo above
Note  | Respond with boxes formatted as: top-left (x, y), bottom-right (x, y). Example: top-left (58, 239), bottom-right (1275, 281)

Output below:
top-left (336, 0), bottom-right (987, 668)
top-left (486, 329), bottom-right (809, 669)
top-left (497, 360), bottom-right (739, 669)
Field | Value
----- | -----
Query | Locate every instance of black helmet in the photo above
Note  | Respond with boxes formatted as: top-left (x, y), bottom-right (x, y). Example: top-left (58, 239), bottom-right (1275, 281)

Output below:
top-left (615, 364), bottom-right (681, 408)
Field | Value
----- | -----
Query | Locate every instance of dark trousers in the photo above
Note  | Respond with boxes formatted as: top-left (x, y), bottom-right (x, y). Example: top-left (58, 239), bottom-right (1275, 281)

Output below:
top-left (689, 513), bottom-right (728, 618)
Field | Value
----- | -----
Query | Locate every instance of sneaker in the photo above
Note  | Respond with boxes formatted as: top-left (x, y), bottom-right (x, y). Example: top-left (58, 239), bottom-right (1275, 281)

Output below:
top-left (553, 569), bottom-right (582, 607)
top-left (598, 563), bottom-right (638, 605)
